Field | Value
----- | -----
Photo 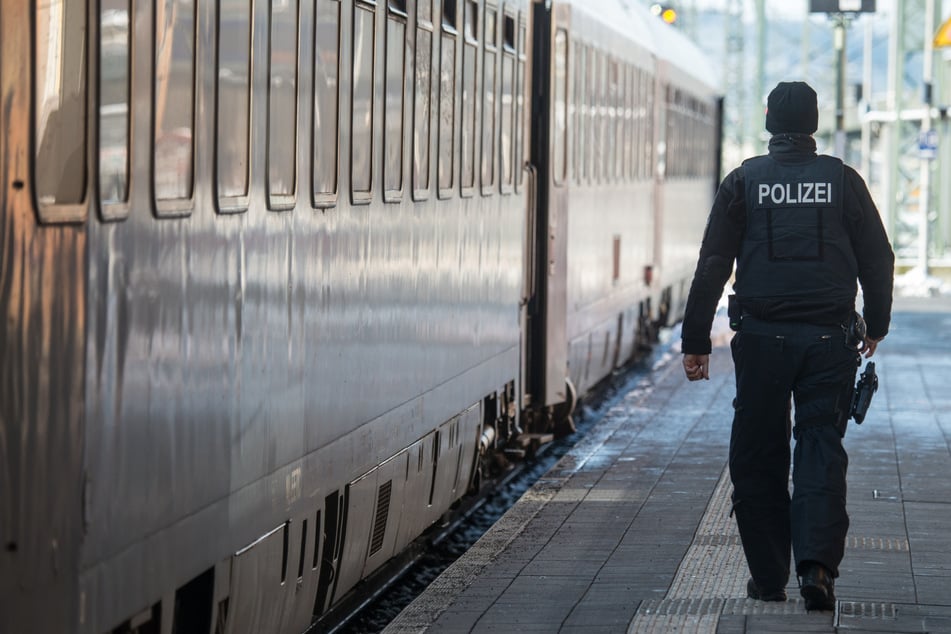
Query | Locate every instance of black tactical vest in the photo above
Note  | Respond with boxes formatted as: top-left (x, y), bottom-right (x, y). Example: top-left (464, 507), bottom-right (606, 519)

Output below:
top-left (735, 154), bottom-right (858, 303)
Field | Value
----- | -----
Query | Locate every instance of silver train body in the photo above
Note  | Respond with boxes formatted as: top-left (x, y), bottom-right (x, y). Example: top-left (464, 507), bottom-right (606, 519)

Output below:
top-left (0, 1), bottom-right (720, 632)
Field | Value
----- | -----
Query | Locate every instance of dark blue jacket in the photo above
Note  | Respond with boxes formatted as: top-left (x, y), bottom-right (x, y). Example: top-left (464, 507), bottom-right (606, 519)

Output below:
top-left (681, 134), bottom-right (894, 355)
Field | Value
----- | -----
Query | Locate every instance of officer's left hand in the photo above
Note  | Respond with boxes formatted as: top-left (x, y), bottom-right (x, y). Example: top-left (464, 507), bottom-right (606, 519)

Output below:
top-left (683, 354), bottom-right (710, 381)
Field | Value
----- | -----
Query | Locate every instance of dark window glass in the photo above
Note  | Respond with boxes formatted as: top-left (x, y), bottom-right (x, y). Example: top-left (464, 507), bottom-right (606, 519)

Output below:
top-left (388, 0), bottom-right (407, 16)
top-left (154, 0), bottom-right (196, 204)
top-left (99, 0), bottom-right (131, 208)
top-left (268, 0), bottom-right (300, 206)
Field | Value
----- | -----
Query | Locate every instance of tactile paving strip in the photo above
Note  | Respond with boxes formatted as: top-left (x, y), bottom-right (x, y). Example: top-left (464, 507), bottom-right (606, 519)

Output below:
top-left (664, 467), bottom-right (747, 601)
top-left (629, 466), bottom-right (907, 632)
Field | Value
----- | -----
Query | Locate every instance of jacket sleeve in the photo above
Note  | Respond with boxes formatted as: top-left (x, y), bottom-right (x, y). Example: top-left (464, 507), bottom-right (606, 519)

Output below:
top-left (843, 166), bottom-right (894, 340)
top-left (681, 168), bottom-right (746, 354)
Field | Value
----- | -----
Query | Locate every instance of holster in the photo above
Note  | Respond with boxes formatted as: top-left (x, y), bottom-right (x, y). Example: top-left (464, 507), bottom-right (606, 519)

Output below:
top-left (844, 311), bottom-right (867, 350)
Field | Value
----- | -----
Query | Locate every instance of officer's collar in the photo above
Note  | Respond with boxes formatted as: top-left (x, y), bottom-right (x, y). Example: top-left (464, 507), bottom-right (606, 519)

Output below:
top-left (767, 133), bottom-right (817, 156)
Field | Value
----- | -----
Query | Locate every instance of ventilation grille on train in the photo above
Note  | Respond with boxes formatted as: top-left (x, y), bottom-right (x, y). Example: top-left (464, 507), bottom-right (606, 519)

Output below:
top-left (369, 480), bottom-right (393, 556)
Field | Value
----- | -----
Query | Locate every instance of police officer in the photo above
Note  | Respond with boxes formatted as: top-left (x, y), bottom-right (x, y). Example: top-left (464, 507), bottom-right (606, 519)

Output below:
top-left (680, 81), bottom-right (894, 611)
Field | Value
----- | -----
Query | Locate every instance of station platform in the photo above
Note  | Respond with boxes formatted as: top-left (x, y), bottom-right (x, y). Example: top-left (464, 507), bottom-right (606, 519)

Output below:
top-left (383, 295), bottom-right (951, 633)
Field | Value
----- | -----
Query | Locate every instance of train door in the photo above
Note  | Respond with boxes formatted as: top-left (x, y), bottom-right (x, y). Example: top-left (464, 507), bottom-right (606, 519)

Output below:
top-left (522, 1), bottom-right (571, 426)
top-left (1, 3), bottom-right (88, 633)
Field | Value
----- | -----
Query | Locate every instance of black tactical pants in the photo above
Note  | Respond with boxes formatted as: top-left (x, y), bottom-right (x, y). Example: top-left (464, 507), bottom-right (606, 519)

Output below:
top-left (729, 316), bottom-right (859, 592)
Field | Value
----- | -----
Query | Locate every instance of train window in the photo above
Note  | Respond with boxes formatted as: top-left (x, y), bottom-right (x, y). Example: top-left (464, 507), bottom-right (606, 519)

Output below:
top-left (625, 64), bottom-right (633, 182)
top-left (619, 64), bottom-right (627, 182)
top-left (632, 67), bottom-right (641, 182)
top-left (216, 0), bottom-right (253, 212)
top-left (99, 0), bottom-right (131, 218)
top-left (591, 49), bottom-right (607, 183)
top-left (552, 29), bottom-right (568, 186)
top-left (35, 0), bottom-right (88, 222)
top-left (676, 93), bottom-right (684, 179)
top-left (515, 16), bottom-right (527, 191)
top-left (499, 13), bottom-right (515, 193)
top-left (608, 59), bottom-right (619, 183)
top-left (643, 71), bottom-right (653, 181)
top-left (418, 0), bottom-right (432, 23)
top-left (640, 70), bottom-right (648, 181)
top-left (633, 69), bottom-right (640, 181)
top-left (460, 0), bottom-right (478, 196)
top-left (384, 1), bottom-right (408, 201)
top-left (637, 70), bottom-right (643, 181)
top-left (442, 0), bottom-right (457, 33)
top-left (671, 89), bottom-right (680, 178)
top-left (572, 42), bottom-right (583, 185)
top-left (502, 14), bottom-right (515, 56)
top-left (585, 48), bottom-right (595, 183)
top-left (480, 5), bottom-right (497, 194)
top-left (583, 47), bottom-right (591, 185)
top-left (464, 0), bottom-right (477, 40)
top-left (313, 0), bottom-right (341, 207)
top-left (614, 62), bottom-right (622, 182)
top-left (595, 52), bottom-right (611, 183)
top-left (154, 0), bottom-right (196, 214)
top-left (413, 10), bottom-right (434, 199)
top-left (267, 0), bottom-right (301, 210)
top-left (665, 95), bottom-right (672, 178)
top-left (388, 0), bottom-right (407, 17)
top-left (626, 65), bottom-right (635, 182)
top-left (437, 0), bottom-right (457, 198)
top-left (352, 1), bottom-right (376, 203)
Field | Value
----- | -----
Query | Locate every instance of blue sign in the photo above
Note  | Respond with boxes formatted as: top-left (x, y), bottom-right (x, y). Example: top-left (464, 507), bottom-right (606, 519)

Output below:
top-left (919, 129), bottom-right (938, 159)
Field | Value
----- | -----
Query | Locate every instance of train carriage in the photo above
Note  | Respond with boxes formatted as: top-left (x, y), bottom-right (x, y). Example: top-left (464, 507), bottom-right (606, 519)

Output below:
top-left (528, 0), bottom-right (720, 404)
top-left (0, 1), bottom-right (720, 633)
top-left (3, 1), bottom-right (532, 632)
top-left (648, 15), bottom-right (723, 328)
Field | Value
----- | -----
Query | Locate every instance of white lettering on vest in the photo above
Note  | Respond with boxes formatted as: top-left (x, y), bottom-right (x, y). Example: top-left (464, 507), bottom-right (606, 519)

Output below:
top-left (757, 182), bottom-right (833, 205)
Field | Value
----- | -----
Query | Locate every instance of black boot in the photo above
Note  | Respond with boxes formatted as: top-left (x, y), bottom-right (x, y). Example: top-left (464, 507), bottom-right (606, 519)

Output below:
top-left (799, 562), bottom-right (835, 611)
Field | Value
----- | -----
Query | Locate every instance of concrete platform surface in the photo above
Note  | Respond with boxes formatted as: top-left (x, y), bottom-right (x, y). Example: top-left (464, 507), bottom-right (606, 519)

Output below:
top-left (383, 295), bottom-right (951, 633)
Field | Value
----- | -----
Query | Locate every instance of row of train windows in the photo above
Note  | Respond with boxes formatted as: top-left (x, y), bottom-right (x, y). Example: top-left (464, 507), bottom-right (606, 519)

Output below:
top-left (665, 88), bottom-right (718, 179)
top-left (33, 0), bottom-right (527, 223)
top-left (550, 31), bottom-right (718, 186)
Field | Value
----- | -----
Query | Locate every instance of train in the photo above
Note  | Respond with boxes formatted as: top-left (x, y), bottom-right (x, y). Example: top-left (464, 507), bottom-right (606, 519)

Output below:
top-left (0, 0), bottom-right (721, 632)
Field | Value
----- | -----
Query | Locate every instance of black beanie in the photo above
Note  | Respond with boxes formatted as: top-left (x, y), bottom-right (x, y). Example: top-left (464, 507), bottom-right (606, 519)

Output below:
top-left (765, 81), bottom-right (818, 134)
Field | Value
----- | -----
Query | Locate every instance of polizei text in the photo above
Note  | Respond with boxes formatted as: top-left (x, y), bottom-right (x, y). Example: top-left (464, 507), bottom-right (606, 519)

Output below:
top-left (757, 182), bottom-right (833, 206)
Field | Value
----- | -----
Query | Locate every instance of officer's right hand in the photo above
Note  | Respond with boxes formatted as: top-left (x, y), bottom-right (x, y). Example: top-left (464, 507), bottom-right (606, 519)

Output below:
top-left (863, 336), bottom-right (883, 358)
top-left (683, 354), bottom-right (710, 381)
